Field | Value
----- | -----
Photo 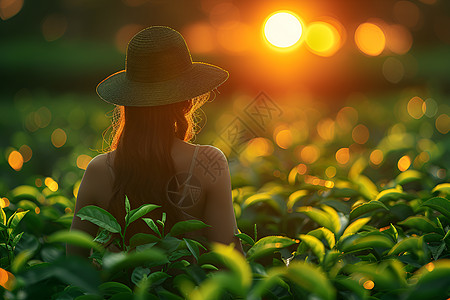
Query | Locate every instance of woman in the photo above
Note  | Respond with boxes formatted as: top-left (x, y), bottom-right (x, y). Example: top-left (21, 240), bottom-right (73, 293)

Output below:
top-left (67, 26), bottom-right (243, 258)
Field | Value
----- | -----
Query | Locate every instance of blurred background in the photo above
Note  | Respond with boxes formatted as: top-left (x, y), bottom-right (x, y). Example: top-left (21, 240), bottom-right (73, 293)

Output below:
top-left (0, 0), bottom-right (449, 203)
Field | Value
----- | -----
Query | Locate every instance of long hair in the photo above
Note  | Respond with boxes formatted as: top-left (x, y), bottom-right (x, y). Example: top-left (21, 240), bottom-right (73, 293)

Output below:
top-left (103, 92), bottom-right (211, 240)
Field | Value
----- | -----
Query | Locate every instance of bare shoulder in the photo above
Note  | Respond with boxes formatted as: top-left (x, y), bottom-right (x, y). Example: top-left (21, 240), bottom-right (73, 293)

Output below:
top-left (77, 153), bottom-right (113, 208)
top-left (194, 145), bottom-right (230, 187)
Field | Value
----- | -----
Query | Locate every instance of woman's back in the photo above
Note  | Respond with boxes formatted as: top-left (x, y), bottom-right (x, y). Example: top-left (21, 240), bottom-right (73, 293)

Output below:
top-left (68, 138), bottom-right (242, 256)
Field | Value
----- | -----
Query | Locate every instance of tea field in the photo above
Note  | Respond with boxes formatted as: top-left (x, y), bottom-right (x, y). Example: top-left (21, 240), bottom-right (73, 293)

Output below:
top-left (0, 88), bottom-right (449, 300)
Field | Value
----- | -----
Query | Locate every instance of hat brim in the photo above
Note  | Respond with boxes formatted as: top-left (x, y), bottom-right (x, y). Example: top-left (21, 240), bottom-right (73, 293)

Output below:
top-left (96, 62), bottom-right (229, 107)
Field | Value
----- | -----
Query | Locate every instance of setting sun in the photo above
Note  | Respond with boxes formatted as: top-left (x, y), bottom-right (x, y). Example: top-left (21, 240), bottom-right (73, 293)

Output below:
top-left (264, 11), bottom-right (303, 49)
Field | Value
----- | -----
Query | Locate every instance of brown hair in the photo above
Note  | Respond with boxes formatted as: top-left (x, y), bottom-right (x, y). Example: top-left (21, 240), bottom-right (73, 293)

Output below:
top-left (103, 92), bottom-right (211, 240)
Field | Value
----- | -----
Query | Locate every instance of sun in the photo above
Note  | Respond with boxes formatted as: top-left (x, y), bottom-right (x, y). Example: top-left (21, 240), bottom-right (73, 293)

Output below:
top-left (263, 11), bottom-right (303, 49)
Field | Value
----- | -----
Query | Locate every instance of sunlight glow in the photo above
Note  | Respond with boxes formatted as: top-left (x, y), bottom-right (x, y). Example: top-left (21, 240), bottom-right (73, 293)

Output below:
top-left (8, 150), bottom-right (23, 171)
top-left (305, 22), bottom-right (341, 56)
top-left (264, 11), bottom-right (303, 48)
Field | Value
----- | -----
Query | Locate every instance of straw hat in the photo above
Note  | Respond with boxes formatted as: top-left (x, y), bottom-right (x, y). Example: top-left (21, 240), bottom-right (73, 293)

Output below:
top-left (96, 26), bottom-right (229, 106)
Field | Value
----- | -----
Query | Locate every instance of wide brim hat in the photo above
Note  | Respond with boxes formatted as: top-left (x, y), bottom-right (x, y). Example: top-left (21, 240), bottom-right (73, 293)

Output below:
top-left (96, 26), bottom-right (229, 107)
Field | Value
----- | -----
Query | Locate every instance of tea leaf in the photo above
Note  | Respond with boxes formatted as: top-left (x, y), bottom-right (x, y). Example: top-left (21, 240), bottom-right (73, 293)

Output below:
top-left (0, 207), bottom-right (6, 226)
top-left (321, 205), bottom-right (341, 234)
top-left (48, 230), bottom-right (103, 252)
top-left (298, 234), bottom-right (325, 262)
top-left (421, 197), bottom-right (450, 219)
top-left (406, 259), bottom-right (450, 300)
top-left (129, 233), bottom-right (160, 248)
top-left (243, 193), bottom-right (281, 213)
top-left (169, 219), bottom-right (210, 237)
top-left (247, 236), bottom-right (297, 261)
top-left (235, 233), bottom-right (255, 246)
top-left (102, 249), bottom-right (168, 276)
top-left (283, 261), bottom-right (336, 300)
top-left (128, 204), bottom-right (160, 224)
top-left (395, 170), bottom-right (422, 185)
top-left (340, 217), bottom-right (371, 241)
top-left (398, 216), bottom-right (442, 234)
top-left (431, 183), bottom-right (450, 195)
top-left (77, 206), bottom-right (121, 233)
top-left (375, 188), bottom-right (407, 202)
top-left (305, 227), bottom-right (335, 249)
top-left (7, 210), bottom-right (29, 229)
top-left (183, 238), bottom-right (199, 261)
top-left (297, 206), bottom-right (333, 232)
top-left (125, 195), bottom-right (130, 214)
top-left (349, 200), bottom-right (388, 220)
top-left (99, 282), bottom-right (132, 297)
top-left (142, 218), bottom-right (161, 237)
top-left (388, 237), bottom-right (421, 256)
top-left (340, 234), bottom-right (394, 253)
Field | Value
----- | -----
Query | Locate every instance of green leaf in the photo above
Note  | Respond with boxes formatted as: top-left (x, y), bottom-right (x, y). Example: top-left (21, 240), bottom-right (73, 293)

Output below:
top-left (421, 197), bottom-right (450, 219)
top-left (128, 204), bottom-right (160, 224)
top-left (283, 261), bottom-right (336, 300)
top-left (94, 229), bottom-right (112, 244)
top-left (99, 282), bottom-right (132, 297)
top-left (77, 205), bottom-right (121, 233)
top-left (406, 259), bottom-right (450, 300)
top-left (388, 237), bottom-right (421, 256)
top-left (12, 232), bottom-right (24, 246)
top-left (340, 234), bottom-right (394, 253)
top-left (7, 210), bottom-right (29, 229)
top-left (305, 227), bottom-right (335, 249)
top-left (183, 238), bottom-right (200, 261)
top-left (340, 217), bottom-right (371, 241)
top-left (287, 190), bottom-right (309, 210)
top-left (102, 249), bottom-right (168, 276)
top-left (125, 195), bottom-right (130, 215)
top-left (247, 236), bottom-right (297, 261)
top-left (212, 243), bottom-right (252, 292)
top-left (242, 193), bottom-right (281, 212)
top-left (354, 175), bottom-right (379, 200)
top-left (169, 219), bottom-right (210, 237)
top-left (321, 205), bottom-right (341, 234)
top-left (0, 207), bottom-right (6, 226)
top-left (11, 249), bottom-right (34, 273)
top-left (129, 233), bottom-right (160, 248)
top-left (431, 183), bottom-right (450, 195)
top-left (235, 233), bottom-right (255, 246)
top-left (141, 218), bottom-right (160, 237)
top-left (11, 185), bottom-right (41, 201)
top-left (48, 230), bottom-right (104, 252)
top-left (162, 212), bottom-right (166, 224)
top-left (349, 200), bottom-right (389, 220)
top-left (375, 188), bottom-right (408, 202)
top-left (298, 234), bottom-right (325, 262)
top-left (297, 206), bottom-right (333, 232)
top-left (395, 170), bottom-right (423, 185)
top-left (398, 216), bottom-right (441, 234)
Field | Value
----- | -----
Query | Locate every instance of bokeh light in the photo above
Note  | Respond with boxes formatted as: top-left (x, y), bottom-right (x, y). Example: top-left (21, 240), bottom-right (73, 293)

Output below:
top-left (336, 148), bottom-right (350, 164)
top-left (398, 155), bottom-right (411, 171)
top-left (300, 145), bottom-right (320, 164)
top-left (77, 154), bottom-right (93, 170)
top-left (424, 98), bottom-right (438, 118)
top-left (336, 107), bottom-right (358, 130)
top-left (317, 118), bottom-right (335, 141)
top-left (42, 14), bottom-right (68, 42)
top-left (370, 149), bottom-right (384, 165)
top-left (435, 114), bottom-right (450, 134)
top-left (385, 24), bottom-right (413, 55)
top-left (18, 145), bottom-right (32, 162)
top-left (383, 57), bottom-right (405, 84)
top-left (325, 166), bottom-right (336, 178)
top-left (393, 1), bottom-right (421, 29)
top-left (51, 128), bottom-right (67, 148)
top-left (264, 11), bottom-right (303, 48)
top-left (275, 129), bottom-right (293, 149)
top-left (305, 21), bottom-right (341, 57)
top-left (407, 96), bottom-right (425, 119)
top-left (355, 22), bottom-right (386, 56)
top-left (246, 137), bottom-right (274, 157)
top-left (363, 280), bottom-right (375, 290)
top-left (352, 124), bottom-right (370, 144)
top-left (0, 0), bottom-right (23, 21)
top-left (8, 150), bottom-right (23, 171)
top-left (44, 177), bottom-right (58, 192)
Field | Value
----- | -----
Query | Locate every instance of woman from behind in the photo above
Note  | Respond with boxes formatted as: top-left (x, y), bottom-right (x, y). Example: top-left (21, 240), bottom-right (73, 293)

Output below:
top-left (67, 26), bottom-right (242, 258)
